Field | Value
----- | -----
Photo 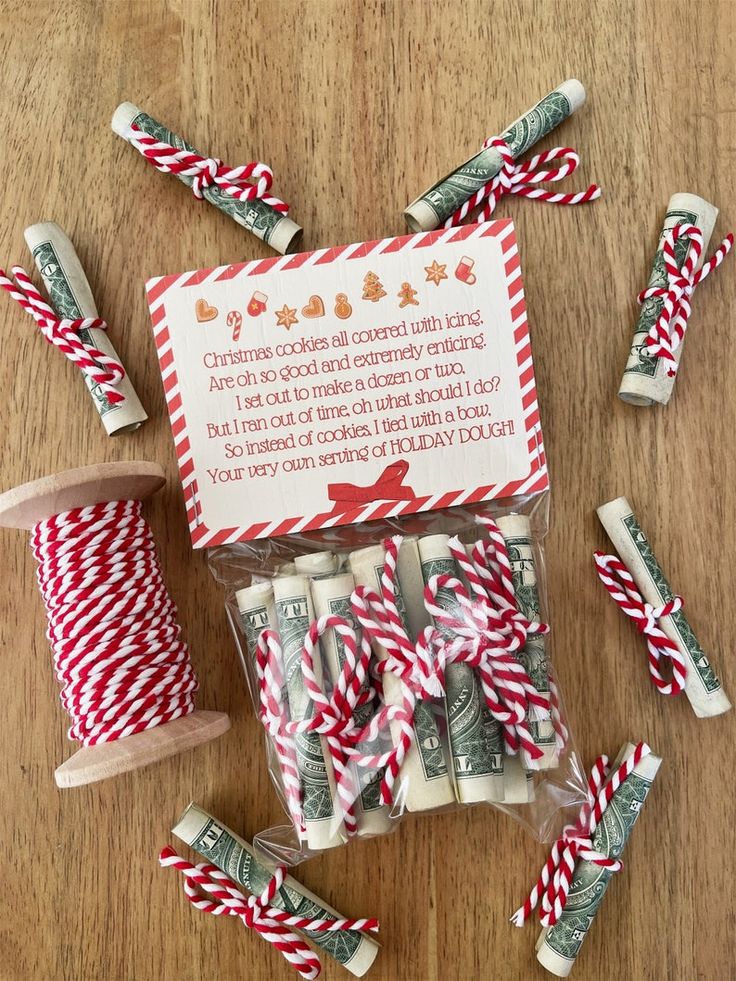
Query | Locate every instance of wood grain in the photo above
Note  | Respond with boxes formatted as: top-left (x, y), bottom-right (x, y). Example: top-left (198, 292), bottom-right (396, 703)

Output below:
top-left (0, 1), bottom-right (734, 978)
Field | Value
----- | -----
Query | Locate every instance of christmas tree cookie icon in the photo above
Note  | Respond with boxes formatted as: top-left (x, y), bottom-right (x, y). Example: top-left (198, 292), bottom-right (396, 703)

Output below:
top-left (362, 270), bottom-right (387, 302)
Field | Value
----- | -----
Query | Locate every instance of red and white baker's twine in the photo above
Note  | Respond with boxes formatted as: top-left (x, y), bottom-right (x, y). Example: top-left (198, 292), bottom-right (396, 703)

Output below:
top-left (593, 551), bottom-right (687, 696)
top-left (446, 138), bottom-right (600, 227)
top-left (159, 846), bottom-right (378, 980)
top-left (253, 521), bottom-right (568, 830)
top-left (126, 125), bottom-right (289, 213)
top-left (0, 266), bottom-right (126, 404)
top-left (256, 614), bottom-right (376, 836)
top-left (349, 534), bottom-right (446, 806)
top-left (639, 223), bottom-right (733, 376)
top-left (511, 741), bottom-right (650, 928)
top-left (31, 500), bottom-right (198, 744)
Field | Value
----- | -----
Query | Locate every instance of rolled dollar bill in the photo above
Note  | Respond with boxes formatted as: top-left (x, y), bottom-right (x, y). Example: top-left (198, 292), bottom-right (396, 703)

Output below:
top-left (495, 515), bottom-right (558, 769)
top-left (294, 551), bottom-right (339, 577)
top-left (502, 751), bottom-right (535, 804)
top-left (272, 574), bottom-right (347, 849)
top-left (236, 580), bottom-right (307, 836)
top-left (536, 743), bottom-right (661, 977)
top-left (597, 497), bottom-right (731, 717)
top-left (236, 580), bottom-right (277, 647)
top-left (348, 543), bottom-right (456, 812)
top-left (24, 222), bottom-right (147, 435)
top-left (111, 102), bottom-right (302, 255)
top-left (618, 193), bottom-right (718, 406)
top-left (396, 535), bottom-right (432, 640)
top-left (173, 803), bottom-right (379, 977)
top-left (404, 79), bottom-right (586, 232)
top-left (418, 534), bottom-right (505, 803)
top-left (235, 580), bottom-right (278, 693)
top-left (311, 572), bottom-right (393, 837)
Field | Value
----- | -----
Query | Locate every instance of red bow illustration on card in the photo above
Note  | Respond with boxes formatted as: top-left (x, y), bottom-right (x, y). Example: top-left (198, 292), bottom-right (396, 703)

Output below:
top-left (328, 460), bottom-right (416, 513)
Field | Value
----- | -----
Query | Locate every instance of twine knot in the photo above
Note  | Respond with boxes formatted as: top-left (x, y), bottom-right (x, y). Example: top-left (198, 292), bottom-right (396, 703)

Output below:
top-left (511, 742), bottom-right (650, 929)
top-left (445, 137), bottom-right (601, 227)
top-left (594, 551), bottom-right (687, 696)
top-left (191, 156), bottom-right (225, 198)
top-left (639, 223), bottom-right (733, 376)
top-left (128, 125), bottom-right (289, 213)
top-left (0, 266), bottom-right (126, 404)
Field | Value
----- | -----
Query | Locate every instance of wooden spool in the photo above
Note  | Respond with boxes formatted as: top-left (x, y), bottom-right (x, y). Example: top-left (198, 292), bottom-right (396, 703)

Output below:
top-left (0, 461), bottom-right (231, 788)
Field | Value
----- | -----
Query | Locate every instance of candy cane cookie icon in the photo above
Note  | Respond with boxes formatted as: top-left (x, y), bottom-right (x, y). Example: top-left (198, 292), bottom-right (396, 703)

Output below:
top-left (227, 310), bottom-right (243, 341)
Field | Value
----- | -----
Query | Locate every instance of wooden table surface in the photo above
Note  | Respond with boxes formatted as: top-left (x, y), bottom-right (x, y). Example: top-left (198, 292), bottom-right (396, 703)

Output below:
top-left (1, 1), bottom-right (734, 978)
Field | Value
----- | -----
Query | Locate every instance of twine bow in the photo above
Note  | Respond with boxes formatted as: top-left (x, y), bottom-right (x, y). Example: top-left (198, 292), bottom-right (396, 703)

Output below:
top-left (446, 138), bottom-right (601, 227)
top-left (594, 551), bottom-right (687, 696)
top-left (159, 846), bottom-right (378, 980)
top-left (127, 126), bottom-right (289, 213)
top-left (640, 223), bottom-right (733, 376)
top-left (0, 266), bottom-right (125, 403)
top-left (511, 741), bottom-right (650, 928)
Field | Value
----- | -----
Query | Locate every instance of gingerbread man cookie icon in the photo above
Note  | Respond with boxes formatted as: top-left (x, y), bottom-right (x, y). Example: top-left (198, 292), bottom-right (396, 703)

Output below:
top-left (334, 293), bottom-right (353, 319)
top-left (397, 282), bottom-right (419, 308)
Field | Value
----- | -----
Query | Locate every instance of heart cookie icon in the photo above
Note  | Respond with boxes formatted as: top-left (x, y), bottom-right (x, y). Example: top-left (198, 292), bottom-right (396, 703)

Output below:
top-left (302, 295), bottom-right (325, 319)
top-left (195, 298), bottom-right (218, 323)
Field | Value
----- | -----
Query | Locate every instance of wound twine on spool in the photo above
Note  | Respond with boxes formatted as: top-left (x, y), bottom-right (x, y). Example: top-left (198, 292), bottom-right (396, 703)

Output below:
top-left (0, 461), bottom-right (230, 787)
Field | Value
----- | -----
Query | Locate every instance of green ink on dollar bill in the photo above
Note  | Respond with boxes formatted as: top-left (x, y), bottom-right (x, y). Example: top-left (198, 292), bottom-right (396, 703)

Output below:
top-left (421, 555), bottom-right (504, 781)
top-left (32, 240), bottom-right (116, 417)
top-left (503, 534), bottom-right (555, 747)
top-left (239, 603), bottom-right (271, 650)
top-left (623, 208), bottom-right (698, 379)
top-left (502, 91), bottom-right (572, 157)
top-left (621, 514), bottom-right (721, 694)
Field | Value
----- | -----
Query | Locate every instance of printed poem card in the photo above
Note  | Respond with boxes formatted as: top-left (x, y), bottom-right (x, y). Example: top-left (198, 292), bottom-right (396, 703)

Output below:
top-left (146, 220), bottom-right (548, 546)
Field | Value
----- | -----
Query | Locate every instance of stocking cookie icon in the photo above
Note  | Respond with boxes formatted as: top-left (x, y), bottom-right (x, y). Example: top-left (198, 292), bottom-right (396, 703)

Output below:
top-left (334, 293), bottom-right (353, 320)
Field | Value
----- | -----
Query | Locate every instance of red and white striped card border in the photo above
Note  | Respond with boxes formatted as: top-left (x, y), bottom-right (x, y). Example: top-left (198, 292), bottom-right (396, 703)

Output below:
top-left (146, 220), bottom-right (549, 547)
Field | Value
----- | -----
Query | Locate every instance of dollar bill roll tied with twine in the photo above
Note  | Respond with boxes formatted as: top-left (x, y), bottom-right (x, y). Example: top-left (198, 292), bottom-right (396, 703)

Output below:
top-left (112, 102), bottom-right (302, 255)
top-left (512, 741), bottom-right (661, 977)
top-left (596, 496), bottom-right (731, 717)
top-left (1, 223), bottom-right (147, 436)
top-left (418, 534), bottom-right (506, 804)
top-left (618, 192), bottom-right (733, 406)
top-left (348, 540), bottom-right (456, 813)
top-left (403, 79), bottom-right (588, 232)
top-left (496, 515), bottom-right (559, 770)
top-left (169, 803), bottom-right (380, 978)
top-left (310, 571), bottom-right (394, 837)
top-left (237, 577), bottom-right (349, 850)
